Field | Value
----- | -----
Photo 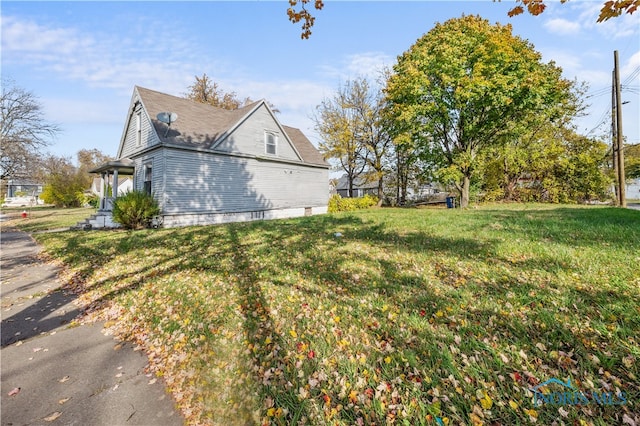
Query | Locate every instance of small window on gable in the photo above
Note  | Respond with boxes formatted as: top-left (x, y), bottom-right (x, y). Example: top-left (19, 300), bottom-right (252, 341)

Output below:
top-left (265, 132), bottom-right (277, 155)
top-left (136, 112), bottom-right (142, 147)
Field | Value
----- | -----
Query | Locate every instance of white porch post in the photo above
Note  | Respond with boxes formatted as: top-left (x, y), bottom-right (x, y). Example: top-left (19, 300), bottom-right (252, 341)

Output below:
top-left (113, 169), bottom-right (119, 199)
top-left (100, 172), bottom-right (106, 210)
top-left (105, 171), bottom-right (111, 210)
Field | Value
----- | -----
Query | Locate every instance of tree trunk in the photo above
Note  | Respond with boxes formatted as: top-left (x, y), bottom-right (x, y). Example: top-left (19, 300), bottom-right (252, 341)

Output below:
top-left (348, 176), bottom-right (354, 198)
top-left (377, 178), bottom-right (384, 206)
top-left (460, 175), bottom-right (470, 208)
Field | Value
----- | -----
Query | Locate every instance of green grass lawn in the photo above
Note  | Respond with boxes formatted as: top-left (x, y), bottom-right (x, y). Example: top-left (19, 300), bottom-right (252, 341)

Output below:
top-left (1, 206), bottom-right (94, 232)
top-left (23, 204), bottom-right (640, 425)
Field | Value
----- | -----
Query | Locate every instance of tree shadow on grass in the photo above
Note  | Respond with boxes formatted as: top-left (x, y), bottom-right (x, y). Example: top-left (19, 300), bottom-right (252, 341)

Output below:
top-left (222, 224), bottom-right (310, 424)
top-left (31, 207), bottom-right (640, 424)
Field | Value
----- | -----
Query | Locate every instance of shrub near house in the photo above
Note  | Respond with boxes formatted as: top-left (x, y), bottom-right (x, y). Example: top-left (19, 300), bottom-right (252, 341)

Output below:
top-left (328, 194), bottom-right (378, 212)
top-left (112, 190), bottom-right (160, 229)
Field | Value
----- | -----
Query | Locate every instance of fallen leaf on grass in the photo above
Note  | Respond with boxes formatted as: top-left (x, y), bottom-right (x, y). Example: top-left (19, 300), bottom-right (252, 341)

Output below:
top-left (470, 412), bottom-right (484, 426)
top-left (59, 376), bottom-right (70, 383)
top-left (148, 378), bottom-right (157, 385)
top-left (480, 393), bottom-right (493, 410)
top-left (8, 387), bottom-right (21, 396)
top-left (44, 412), bottom-right (62, 422)
top-left (58, 398), bottom-right (70, 405)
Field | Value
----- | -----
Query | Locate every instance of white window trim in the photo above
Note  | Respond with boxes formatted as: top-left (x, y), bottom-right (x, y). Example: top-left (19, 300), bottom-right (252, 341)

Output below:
top-left (143, 163), bottom-right (152, 195)
top-left (265, 131), bottom-right (277, 155)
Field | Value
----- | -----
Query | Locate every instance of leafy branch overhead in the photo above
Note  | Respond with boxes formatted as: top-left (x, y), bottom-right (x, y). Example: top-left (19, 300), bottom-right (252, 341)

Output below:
top-left (287, 0), bottom-right (324, 39)
top-left (509, 0), bottom-right (639, 21)
top-left (287, 0), bottom-right (637, 38)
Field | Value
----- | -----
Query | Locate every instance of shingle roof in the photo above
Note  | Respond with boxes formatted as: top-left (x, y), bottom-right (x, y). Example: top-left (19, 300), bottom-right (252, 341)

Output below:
top-left (136, 86), bottom-right (327, 167)
top-left (137, 86), bottom-right (256, 150)
top-left (282, 125), bottom-right (327, 167)
top-left (335, 173), bottom-right (377, 191)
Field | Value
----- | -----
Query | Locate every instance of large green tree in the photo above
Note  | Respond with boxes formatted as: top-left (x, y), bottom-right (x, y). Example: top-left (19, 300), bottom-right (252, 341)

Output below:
top-left (625, 143), bottom-right (640, 179)
top-left (479, 128), bottom-right (611, 203)
top-left (384, 15), bottom-right (574, 207)
top-left (38, 149), bottom-right (112, 207)
top-left (39, 155), bottom-right (85, 207)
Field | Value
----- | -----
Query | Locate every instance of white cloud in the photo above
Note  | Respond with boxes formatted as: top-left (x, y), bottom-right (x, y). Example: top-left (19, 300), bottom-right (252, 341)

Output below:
top-left (544, 18), bottom-right (581, 35)
top-left (572, 1), bottom-right (640, 39)
top-left (1, 15), bottom-right (218, 96)
top-left (320, 51), bottom-right (393, 82)
top-left (621, 50), bottom-right (640, 78)
top-left (1, 15), bottom-right (94, 57)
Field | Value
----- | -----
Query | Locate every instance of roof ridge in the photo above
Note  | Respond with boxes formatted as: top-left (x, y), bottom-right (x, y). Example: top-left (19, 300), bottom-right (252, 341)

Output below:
top-left (133, 87), bottom-right (327, 167)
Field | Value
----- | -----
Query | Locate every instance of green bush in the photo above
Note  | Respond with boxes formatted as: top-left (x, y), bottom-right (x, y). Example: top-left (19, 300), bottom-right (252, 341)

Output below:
top-left (112, 191), bottom-right (160, 230)
top-left (328, 194), bottom-right (378, 213)
top-left (75, 192), bottom-right (99, 208)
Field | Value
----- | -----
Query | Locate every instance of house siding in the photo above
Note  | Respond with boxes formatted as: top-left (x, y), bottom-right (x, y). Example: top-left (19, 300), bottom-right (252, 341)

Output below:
top-left (93, 86), bottom-right (329, 229)
top-left (160, 148), bottom-right (327, 215)
top-left (215, 105), bottom-right (301, 162)
top-left (131, 150), bottom-right (165, 207)
top-left (119, 97), bottom-right (162, 159)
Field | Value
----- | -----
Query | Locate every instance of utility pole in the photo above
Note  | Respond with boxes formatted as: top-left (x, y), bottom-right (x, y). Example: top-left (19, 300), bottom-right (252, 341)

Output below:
top-left (612, 70), bottom-right (619, 205)
top-left (614, 50), bottom-right (626, 207)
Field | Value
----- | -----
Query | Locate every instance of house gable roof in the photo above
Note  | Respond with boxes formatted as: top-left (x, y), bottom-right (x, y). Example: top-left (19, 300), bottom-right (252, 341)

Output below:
top-left (137, 86), bottom-right (257, 149)
top-left (118, 86), bottom-right (327, 168)
top-left (282, 125), bottom-right (326, 166)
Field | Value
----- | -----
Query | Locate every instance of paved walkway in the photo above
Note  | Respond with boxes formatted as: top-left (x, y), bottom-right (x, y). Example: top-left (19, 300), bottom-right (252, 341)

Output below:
top-left (1, 229), bottom-right (183, 425)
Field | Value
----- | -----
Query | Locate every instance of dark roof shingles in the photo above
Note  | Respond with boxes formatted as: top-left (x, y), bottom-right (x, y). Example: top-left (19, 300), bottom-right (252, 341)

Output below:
top-left (136, 86), bottom-right (327, 167)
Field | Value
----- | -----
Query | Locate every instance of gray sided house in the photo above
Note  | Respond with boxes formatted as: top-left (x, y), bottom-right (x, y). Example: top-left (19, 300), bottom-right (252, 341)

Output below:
top-left (90, 86), bottom-right (329, 228)
top-left (335, 174), bottom-right (377, 198)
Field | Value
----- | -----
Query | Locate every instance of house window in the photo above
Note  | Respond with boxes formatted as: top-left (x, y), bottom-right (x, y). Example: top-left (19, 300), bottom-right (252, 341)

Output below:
top-left (136, 112), bottom-right (142, 147)
top-left (265, 132), bottom-right (277, 155)
top-left (144, 164), bottom-right (152, 195)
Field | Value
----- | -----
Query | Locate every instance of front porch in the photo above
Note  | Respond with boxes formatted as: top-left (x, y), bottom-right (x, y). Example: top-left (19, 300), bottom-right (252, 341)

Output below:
top-left (74, 159), bottom-right (135, 229)
top-left (89, 159), bottom-right (135, 212)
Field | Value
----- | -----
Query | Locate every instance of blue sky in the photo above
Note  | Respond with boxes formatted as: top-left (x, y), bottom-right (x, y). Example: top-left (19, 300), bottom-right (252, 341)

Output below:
top-left (2, 1), bottom-right (639, 164)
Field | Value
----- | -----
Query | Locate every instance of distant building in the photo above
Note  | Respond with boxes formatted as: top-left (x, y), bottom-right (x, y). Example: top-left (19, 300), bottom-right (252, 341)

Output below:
top-left (89, 177), bottom-right (133, 198)
top-left (335, 174), bottom-right (377, 198)
top-left (5, 179), bottom-right (43, 198)
top-left (626, 179), bottom-right (640, 199)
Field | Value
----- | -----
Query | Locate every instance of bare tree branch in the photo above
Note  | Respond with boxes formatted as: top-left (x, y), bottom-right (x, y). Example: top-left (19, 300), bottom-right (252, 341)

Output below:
top-left (1, 80), bottom-right (59, 180)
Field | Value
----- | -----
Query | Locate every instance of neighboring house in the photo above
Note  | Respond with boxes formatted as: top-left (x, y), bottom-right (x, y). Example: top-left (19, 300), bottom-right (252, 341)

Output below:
top-left (626, 179), bottom-right (640, 199)
top-left (335, 174), bottom-right (377, 198)
top-left (89, 177), bottom-right (133, 197)
top-left (89, 86), bottom-right (329, 228)
top-left (5, 179), bottom-right (43, 198)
